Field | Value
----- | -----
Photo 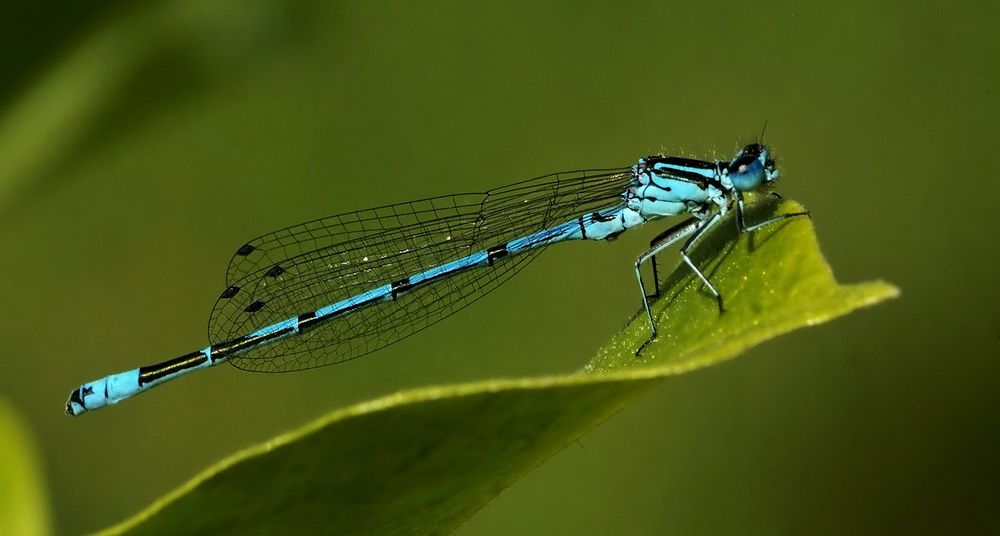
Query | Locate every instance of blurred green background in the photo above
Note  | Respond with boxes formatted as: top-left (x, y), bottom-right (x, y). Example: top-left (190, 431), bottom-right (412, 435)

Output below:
top-left (1, 1), bottom-right (996, 534)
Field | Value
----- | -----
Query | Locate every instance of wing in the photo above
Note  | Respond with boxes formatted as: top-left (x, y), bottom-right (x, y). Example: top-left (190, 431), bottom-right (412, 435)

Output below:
top-left (209, 167), bottom-right (633, 372)
top-left (222, 193), bottom-right (480, 286)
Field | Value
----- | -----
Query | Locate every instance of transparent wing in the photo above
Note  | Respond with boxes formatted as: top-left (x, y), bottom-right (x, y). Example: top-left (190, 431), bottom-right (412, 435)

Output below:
top-left (222, 194), bottom-right (480, 285)
top-left (209, 167), bottom-right (633, 372)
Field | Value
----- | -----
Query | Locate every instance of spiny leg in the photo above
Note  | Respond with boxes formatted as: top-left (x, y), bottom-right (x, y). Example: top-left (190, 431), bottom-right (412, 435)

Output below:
top-left (648, 217), bottom-right (704, 299)
top-left (634, 260), bottom-right (656, 353)
top-left (633, 217), bottom-right (700, 356)
top-left (736, 193), bottom-right (811, 233)
top-left (679, 212), bottom-right (726, 313)
top-left (636, 197), bottom-right (810, 357)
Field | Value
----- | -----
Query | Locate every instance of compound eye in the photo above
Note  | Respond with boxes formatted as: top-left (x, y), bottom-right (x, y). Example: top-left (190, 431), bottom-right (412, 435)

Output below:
top-left (730, 155), bottom-right (758, 175)
top-left (728, 155), bottom-right (765, 191)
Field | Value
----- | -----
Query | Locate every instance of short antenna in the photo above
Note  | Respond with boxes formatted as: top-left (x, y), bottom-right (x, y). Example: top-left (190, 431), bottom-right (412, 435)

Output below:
top-left (758, 120), bottom-right (769, 144)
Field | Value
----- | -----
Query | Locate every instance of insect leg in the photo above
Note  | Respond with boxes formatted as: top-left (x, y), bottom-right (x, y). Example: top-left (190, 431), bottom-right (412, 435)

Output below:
top-left (633, 217), bottom-right (700, 356)
top-left (736, 193), bottom-right (811, 233)
top-left (679, 211), bottom-right (726, 312)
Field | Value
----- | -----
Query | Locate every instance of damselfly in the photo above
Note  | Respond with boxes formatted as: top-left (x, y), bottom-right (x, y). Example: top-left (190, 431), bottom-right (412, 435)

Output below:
top-left (66, 143), bottom-right (808, 415)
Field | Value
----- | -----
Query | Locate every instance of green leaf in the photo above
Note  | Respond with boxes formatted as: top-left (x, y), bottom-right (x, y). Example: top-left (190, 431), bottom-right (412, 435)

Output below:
top-left (98, 197), bottom-right (897, 535)
top-left (0, 398), bottom-right (52, 536)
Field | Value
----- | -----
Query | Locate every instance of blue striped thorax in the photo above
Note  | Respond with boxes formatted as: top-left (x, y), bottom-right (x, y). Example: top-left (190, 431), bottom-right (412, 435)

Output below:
top-left (628, 154), bottom-right (722, 222)
top-left (627, 143), bottom-right (779, 223)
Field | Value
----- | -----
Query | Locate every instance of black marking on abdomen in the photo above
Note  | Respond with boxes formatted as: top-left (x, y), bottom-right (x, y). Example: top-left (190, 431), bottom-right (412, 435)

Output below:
top-left (487, 243), bottom-right (508, 266)
top-left (236, 244), bottom-right (255, 256)
top-left (297, 311), bottom-right (319, 333)
top-left (219, 285), bottom-right (240, 299)
top-left (68, 388), bottom-right (85, 411)
top-left (578, 215), bottom-right (588, 239)
top-left (297, 294), bottom-right (382, 334)
top-left (391, 260), bottom-right (475, 299)
top-left (139, 350), bottom-right (208, 386)
top-left (245, 300), bottom-right (266, 313)
top-left (591, 211), bottom-right (616, 222)
top-left (391, 278), bottom-right (412, 300)
top-left (211, 325), bottom-right (295, 360)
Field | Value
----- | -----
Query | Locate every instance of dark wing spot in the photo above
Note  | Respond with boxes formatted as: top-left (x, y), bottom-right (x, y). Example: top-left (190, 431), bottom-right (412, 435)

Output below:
top-left (219, 285), bottom-right (240, 299)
